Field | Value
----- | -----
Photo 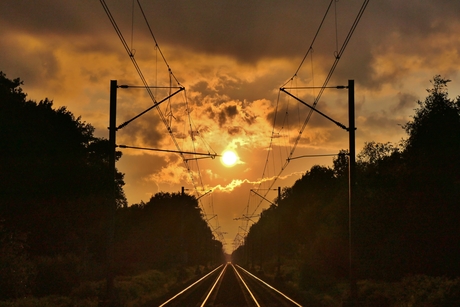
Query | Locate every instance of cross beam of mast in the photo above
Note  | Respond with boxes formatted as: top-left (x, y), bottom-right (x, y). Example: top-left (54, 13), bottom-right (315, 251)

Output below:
top-left (116, 86), bottom-right (184, 130)
top-left (117, 144), bottom-right (218, 158)
top-left (280, 87), bottom-right (348, 131)
top-left (250, 189), bottom-right (276, 206)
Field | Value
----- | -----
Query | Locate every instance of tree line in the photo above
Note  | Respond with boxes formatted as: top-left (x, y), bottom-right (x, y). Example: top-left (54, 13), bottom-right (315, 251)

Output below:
top-left (0, 71), bottom-right (223, 300)
top-left (232, 76), bottom-right (460, 288)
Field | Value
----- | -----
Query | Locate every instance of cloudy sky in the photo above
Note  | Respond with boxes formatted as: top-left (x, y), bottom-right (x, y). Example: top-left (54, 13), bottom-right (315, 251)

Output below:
top-left (1, 0), bottom-right (459, 252)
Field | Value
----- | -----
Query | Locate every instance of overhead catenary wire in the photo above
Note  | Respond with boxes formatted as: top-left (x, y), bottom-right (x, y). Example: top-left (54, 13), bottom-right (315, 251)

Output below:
top-left (244, 0), bottom-right (337, 227)
top-left (181, 89), bottom-right (221, 231)
top-left (136, 0), bottom-right (182, 87)
top-left (100, 0), bottom-right (156, 105)
top-left (100, 0), bottom-right (192, 177)
top-left (136, 1), bottom-right (225, 241)
top-left (100, 0), bottom-right (174, 142)
top-left (334, 0), bottom-right (339, 58)
top-left (253, 0), bottom-right (336, 195)
top-left (238, 0), bottom-right (370, 239)
top-left (100, 0), bottom-right (223, 241)
top-left (281, 0), bottom-right (335, 88)
top-left (286, 0), bottom-right (370, 158)
top-left (131, 0), bottom-right (135, 53)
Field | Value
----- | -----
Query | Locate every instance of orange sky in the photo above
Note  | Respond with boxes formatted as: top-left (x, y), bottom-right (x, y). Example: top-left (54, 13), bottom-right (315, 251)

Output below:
top-left (1, 0), bottom-right (460, 252)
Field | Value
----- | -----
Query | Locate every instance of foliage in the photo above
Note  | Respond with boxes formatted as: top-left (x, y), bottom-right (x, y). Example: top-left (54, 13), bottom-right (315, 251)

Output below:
top-left (0, 267), bottom-right (202, 307)
top-left (0, 296), bottom-right (75, 307)
top-left (0, 71), bottom-right (127, 263)
top-left (115, 268), bottom-right (191, 306)
top-left (0, 223), bottom-right (35, 300)
top-left (114, 192), bottom-right (222, 273)
top-left (355, 276), bottom-right (460, 307)
top-left (33, 254), bottom-right (84, 297)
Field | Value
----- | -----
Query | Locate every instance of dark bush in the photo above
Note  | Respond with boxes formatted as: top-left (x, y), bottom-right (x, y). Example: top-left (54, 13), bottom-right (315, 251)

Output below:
top-left (33, 254), bottom-right (83, 297)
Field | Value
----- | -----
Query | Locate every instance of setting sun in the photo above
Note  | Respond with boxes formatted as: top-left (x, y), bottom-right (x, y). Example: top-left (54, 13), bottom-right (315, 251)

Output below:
top-left (221, 150), bottom-right (238, 167)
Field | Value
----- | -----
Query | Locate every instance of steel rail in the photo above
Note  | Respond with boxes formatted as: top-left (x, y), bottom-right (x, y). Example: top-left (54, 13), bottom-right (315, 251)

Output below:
top-left (158, 264), bottom-right (223, 307)
top-left (236, 264), bottom-right (303, 307)
top-left (231, 263), bottom-right (261, 307)
top-left (199, 263), bottom-right (229, 307)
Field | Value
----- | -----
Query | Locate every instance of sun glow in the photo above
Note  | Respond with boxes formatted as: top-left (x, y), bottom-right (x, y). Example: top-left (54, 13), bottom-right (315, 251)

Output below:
top-left (221, 150), bottom-right (238, 167)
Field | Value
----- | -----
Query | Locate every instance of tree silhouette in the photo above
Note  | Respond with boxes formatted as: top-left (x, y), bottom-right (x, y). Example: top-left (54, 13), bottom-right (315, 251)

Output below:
top-left (0, 71), bottom-right (126, 258)
top-left (114, 192), bottom-right (221, 273)
top-left (397, 75), bottom-right (460, 276)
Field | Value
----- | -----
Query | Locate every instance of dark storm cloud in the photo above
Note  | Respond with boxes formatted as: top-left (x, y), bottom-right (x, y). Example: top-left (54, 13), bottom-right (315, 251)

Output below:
top-left (360, 111), bottom-right (408, 140)
top-left (190, 80), bottom-right (215, 99)
top-left (341, 1), bottom-right (460, 90)
top-left (224, 105), bottom-right (239, 117)
top-left (215, 76), bottom-right (243, 98)
top-left (218, 110), bottom-right (227, 127)
top-left (130, 0), bottom-right (460, 69)
top-left (112, 0), bottom-right (387, 66)
top-left (218, 105), bottom-right (238, 127)
top-left (328, 40), bottom-right (378, 89)
top-left (2, 0), bottom-right (460, 60)
top-left (0, 1), bottom-right (103, 35)
top-left (138, 0), bottom-right (317, 63)
top-left (266, 92), bottom-right (320, 131)
top-left (393, 92), bottom-right (418, 113)
top-left (212, 70), bottom-right (289, 103)
top-left (3, 0), bottom-right (460, 88)
top-left (205, 106), bottom-right (216, 120)
top-left (227, 126), bottom-right (242, 136)
top-left (374, 0), bottom-right (460, 37)
top-left (0, 35), bottom-right (60, 87)
top-left (118, 152), bottom-right (169, 181)
top-left (118, 111), bottom-right (166, 148)
top-left (242, 109), bottom-right (257, 126)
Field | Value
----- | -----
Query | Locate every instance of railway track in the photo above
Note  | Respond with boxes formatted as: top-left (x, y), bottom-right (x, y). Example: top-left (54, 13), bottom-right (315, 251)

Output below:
top-left (155, 262), bottom-right (302, 307)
